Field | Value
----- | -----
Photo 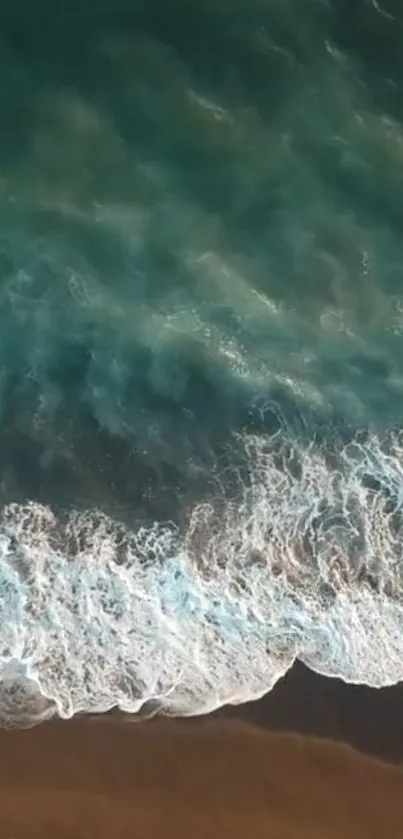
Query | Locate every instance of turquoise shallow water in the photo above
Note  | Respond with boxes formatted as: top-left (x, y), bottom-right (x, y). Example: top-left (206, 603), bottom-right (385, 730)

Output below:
top-left (1, 0), bottom-right (403, 724)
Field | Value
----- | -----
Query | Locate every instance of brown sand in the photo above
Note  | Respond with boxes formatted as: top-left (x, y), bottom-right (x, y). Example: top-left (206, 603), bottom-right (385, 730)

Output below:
top-left (0, 716), bottom-right (402, 839)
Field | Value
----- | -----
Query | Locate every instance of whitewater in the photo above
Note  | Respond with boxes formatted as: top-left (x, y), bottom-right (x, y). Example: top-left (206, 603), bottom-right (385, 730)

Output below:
top-left (1, 422), bottom-right (403, 726)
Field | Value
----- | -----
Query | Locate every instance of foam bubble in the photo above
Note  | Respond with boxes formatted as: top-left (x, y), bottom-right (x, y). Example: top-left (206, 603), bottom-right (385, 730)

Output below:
top-left (0, 427), bottom-right (403, 726)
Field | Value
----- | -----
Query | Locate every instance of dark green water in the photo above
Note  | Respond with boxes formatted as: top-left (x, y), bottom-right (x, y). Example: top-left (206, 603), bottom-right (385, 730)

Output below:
top-left (1, 0), bottom-right (403, 724)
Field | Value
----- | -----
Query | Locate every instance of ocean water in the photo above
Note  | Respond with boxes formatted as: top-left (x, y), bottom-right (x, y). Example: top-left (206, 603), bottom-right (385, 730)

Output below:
top-left (1, 0), bottom-right (403, 725)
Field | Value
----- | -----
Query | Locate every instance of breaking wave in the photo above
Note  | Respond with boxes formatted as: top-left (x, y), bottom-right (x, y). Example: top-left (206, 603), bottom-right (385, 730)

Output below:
top-left (1, 426), bottom-right (403, 725)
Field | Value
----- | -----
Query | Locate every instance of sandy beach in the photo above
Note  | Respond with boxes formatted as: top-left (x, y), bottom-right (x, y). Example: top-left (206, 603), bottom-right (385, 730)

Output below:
top-left (1, 661), bottom-right (403, 839)
top-left (0, 714), bottom-right (402, 839)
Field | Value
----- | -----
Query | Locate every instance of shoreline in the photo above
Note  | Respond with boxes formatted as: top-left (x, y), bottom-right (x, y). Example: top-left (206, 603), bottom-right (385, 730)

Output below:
top-left (219, 660), bottom-right (403, 764)
top-left (76, 659), bottom-right (403, 765)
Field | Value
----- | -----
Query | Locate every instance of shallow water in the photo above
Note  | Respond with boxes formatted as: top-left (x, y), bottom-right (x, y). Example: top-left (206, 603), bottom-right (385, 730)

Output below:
top-left (1, 0), bottom-right (403, 723)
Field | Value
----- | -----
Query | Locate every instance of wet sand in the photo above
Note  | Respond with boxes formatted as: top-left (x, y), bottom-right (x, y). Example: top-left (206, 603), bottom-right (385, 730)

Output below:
top-left (0, 712), bottom-right (402, 839)
top-left (224, 661), bottom-right (403, 764)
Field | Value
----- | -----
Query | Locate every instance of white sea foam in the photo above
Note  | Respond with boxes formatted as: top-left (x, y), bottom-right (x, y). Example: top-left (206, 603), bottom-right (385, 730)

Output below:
top-left (1, 429), bottom-right (403, 726)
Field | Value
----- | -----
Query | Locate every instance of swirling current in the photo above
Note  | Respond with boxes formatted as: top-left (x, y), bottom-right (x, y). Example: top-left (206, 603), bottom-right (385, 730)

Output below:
top-left (1, 0), bottom-right (403, 724)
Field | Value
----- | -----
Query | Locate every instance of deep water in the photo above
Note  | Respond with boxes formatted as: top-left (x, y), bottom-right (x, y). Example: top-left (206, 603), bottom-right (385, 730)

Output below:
top-left (1, 0), bottom-right (403, 724)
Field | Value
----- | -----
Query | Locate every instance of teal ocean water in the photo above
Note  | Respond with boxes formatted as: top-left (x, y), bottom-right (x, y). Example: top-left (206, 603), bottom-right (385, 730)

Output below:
top-left (1, 0), bottom-right (403, 724)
